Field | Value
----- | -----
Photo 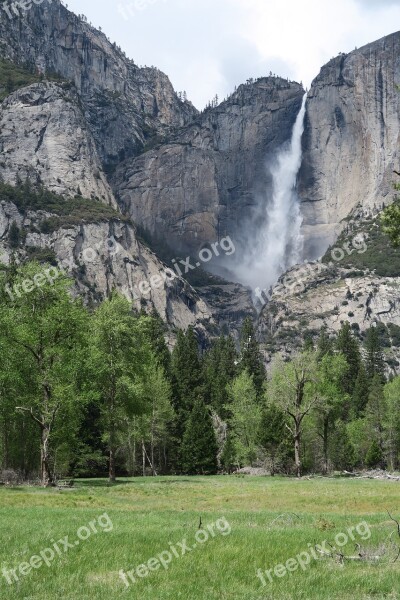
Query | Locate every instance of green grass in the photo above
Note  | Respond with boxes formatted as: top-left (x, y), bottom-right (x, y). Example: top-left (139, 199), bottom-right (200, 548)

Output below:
top-left (0, 476), bottom-right (400, 599)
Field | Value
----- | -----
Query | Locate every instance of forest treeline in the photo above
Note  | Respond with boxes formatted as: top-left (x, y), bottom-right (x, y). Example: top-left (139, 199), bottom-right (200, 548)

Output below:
top-left (0, 261), bottom-right (399, 485)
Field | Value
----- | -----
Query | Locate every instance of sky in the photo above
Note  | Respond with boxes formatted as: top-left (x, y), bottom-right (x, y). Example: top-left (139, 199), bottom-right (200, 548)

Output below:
top-left (64, 0), bottom-right (400, 109)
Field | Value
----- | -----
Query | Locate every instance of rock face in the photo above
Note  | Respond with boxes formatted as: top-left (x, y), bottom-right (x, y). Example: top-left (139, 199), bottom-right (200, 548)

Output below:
top-left (0, 82), bottom-right (115, 204)
top-left (116, 78), bottom-right (305, 255)
top-left (299, 32), bottom-right (400, 259)
top-left (0, 0), bottom-right (197, 172)
top-left (258, 260), bottom-right (400, 373)
top-left (0, 200), bottom-right (213, 335)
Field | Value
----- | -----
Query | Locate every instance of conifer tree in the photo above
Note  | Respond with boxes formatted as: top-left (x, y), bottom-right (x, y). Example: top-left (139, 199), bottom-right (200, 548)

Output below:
top-left (352, 363), bottom-right (370, 417)
top-left (171, 327), bottom-right (203, 436)
top-left (239, 318), bottom-right (265, 398)
top-left (336, 321), bottom-right (361, 396)
top-left (204, 335), bottom-right (237, 417)
top-left (220, 432), bottom-right (237, 473)
top-left (181, 398), bottom-right (218, 474)
top-left (145, 310), bottom-right (171, 377)
top-left (366, 375), bottom-right (386, 465)
top-left (365, 439), bottom-right (383, 468)
top-left (365, 326), bottom-right (385, 381)
top-left (8, 221), bottom-right (20, 249)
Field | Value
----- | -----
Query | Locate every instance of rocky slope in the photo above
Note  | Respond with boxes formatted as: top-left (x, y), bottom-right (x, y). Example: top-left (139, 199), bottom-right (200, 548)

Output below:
top-left (258, 210), bottom-right (400, 373)
top-left (299, 31), bottom-right (400, 259)
top-left (0, 195), bottom-right (214, 336)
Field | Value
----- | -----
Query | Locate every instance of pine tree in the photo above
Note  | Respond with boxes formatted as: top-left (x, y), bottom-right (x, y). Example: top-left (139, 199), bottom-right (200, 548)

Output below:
top-left (181, 399), bottom-right (218, 474)
top-left (8, 221), bottom-right (20, 249)
top-left (366, 375), bottom-right (386, 466)
top-left (330, 420), bottom-right (356, 471)
top-left (365, 326), bottom-right (385, 381)
top-left (171, 327), bottom-right (203, 434)
top-left (365, 439), bottom-right (383, 468)
top-left (336, 321), bottom-right (361, 396)
top-left (220, 432), bottom-right (237, 473)
top-left (239, 318), bottom-right (265, 398)
top-left (203, 336), bottom-right (237, 417)
top-left (145, 310), bottom-right (171, 377)
top-left (352, 363), bottom-right (370, 417)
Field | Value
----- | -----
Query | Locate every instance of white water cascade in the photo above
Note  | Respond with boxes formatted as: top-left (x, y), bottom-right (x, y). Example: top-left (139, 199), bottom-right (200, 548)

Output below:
top-left (234, 93), bottom-right (307, 295)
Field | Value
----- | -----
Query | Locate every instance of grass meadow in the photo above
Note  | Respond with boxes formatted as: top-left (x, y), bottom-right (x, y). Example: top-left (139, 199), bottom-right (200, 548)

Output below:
top-left (1, 476), bottom-right (400, 599)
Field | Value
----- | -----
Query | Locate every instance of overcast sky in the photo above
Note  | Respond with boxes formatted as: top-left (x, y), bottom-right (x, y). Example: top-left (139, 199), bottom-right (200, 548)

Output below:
top-left (64, 0), bottom-right (400, 109)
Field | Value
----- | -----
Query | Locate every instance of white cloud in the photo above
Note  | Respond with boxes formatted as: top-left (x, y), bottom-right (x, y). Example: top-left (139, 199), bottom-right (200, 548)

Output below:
top-left (63, 0), bottom-right (400, 107)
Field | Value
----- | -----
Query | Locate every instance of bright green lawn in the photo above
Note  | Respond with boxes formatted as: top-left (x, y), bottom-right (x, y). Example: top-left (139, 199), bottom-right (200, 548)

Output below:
top-left (0, 476), bottom-right (400, 599)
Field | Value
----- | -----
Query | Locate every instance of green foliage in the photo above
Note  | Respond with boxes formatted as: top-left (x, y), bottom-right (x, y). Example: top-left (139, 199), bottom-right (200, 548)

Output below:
top-left (0, 58), bottom-right (42, 101)
top-left (365, 439), bottom-right (383, 468)
top-left (324, 214), bottom-right (400, 276)
top-left (226, 371), bottom-right (262, 466)
top-left (0, 182), bottom-right (127, 232)
top-left (220, 433), bottom-right (237, 472)
top-left (26, 246), bottom-right (58, 266)
top-left (387, 323), bottom-right (400, 347)
top-left (364, 326), bottom-right (386, 381)
top-left (89, 294), bottom-right (153, 481)
top-left (381, 189), bottom-right (400, 247)
top-left (352, 363), bottom-right (370, 417)
top-left (317, 326), bottom-right (333, 361)
top-left (171, 328), bottom-right (203, 437)
top-left (330, 420), bottom-right (356, 471)
top-left (383, 377), bottom-right (400, 470)
top-left (181, 399), bottom-right (218, 474)
top-left (8, 221), bottom-right (20, 249)
top-left (239, 317), bottom-right (266, 398)
top-left (203, 335), bottom-right (237, 417)
top-left (0, 262), bottom-right (89, 485)
top-left (336, 322), bottom-right (361, 396)
top-left (259, 403), bottom-right (292, 474)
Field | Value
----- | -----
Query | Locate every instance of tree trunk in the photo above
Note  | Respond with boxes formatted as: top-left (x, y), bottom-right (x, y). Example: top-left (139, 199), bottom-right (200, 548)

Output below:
top-left (322, 417), bottom-right (329, 475)
top-left (109, 446), bottom-right (116, 483)
top-left (41, 427), bottom-right (53, 487)
top-left (109, 419), bottom-right (116, 482)
top-left (294, 429), bottom-right (301, 478)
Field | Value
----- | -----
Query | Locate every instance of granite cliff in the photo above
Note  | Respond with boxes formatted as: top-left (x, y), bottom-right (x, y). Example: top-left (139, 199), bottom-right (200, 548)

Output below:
top-left (299, 32), bottom-right (400, 259)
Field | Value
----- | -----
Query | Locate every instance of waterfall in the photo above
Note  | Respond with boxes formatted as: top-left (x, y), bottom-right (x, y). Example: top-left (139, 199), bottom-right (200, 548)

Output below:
top-left (234, 93), bottom-right (307, 295)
